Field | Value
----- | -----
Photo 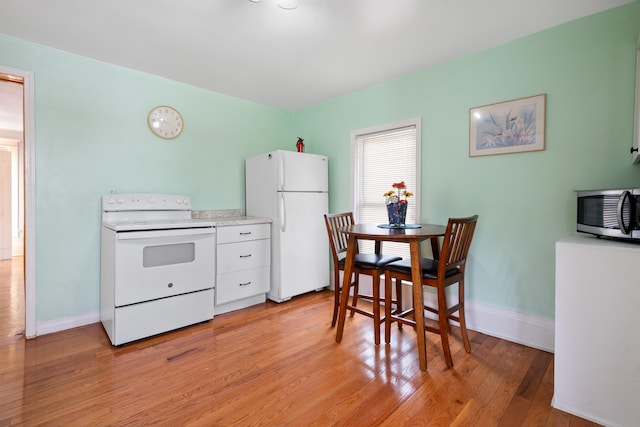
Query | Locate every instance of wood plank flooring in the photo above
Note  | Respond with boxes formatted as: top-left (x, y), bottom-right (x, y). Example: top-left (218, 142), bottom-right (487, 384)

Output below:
top-left (0, 256), bottom-right (25, 339)
top-left (0, 258), bottom-right (600, 426)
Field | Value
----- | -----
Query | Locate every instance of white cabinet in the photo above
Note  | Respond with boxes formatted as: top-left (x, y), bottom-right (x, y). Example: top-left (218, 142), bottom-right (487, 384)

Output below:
top-left (554, 234), bottom-right (640, 426)
top-left (215, 223), bottom-right (271, 314)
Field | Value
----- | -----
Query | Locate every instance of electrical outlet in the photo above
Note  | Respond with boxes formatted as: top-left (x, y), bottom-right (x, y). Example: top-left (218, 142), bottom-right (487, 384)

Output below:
top-left (107, 187), bottom-right (117, 195)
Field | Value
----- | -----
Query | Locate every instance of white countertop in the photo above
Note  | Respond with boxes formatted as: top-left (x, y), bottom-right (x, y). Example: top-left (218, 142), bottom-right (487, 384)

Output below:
top-left (558, 232), bottom-right (640, 253)
top-left (191, 209), bottom-right (271, 227)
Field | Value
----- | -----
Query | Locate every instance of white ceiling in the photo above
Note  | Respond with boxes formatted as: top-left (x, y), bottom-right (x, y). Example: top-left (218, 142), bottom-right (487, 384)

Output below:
top-left (0, 0), bottom-right (633, 116)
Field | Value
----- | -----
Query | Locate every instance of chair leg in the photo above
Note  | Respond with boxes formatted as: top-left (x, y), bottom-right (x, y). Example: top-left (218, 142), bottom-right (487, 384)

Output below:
top-left (414, 284), bottom-right (428, 369)
top-left (443, 289), bottom-right (452, 333)
top-left (331, 268), bottom-right (340, 327)
top-left (372, 274), bottom-right (381, 345)
top-left (350, 275), bottom-right (359, 317)
top-left (394, 278), bottom-right (403, 330)
top-left (458, 279), bottom-right (471, 353)
top-left (384, 275), bottom-right (392, 344)
top-left (437, 286), bottom-right (454, 368)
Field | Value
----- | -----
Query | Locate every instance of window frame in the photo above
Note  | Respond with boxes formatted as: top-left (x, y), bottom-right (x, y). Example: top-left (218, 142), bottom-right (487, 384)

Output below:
top-left (350, 117), bottom-right (422, 226)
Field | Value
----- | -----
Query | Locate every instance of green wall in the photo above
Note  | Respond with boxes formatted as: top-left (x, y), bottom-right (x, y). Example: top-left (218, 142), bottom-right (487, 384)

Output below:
top-left (293, 2), bottom-right (640, 318)
top-left (1, 1), bottom-right (639, 325)
top-left (0, 35), bottom-right (297, 321)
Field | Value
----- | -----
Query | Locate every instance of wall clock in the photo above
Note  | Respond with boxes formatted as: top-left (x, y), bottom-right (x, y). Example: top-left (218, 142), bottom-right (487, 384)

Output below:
top-left (148, 105), bottom-right (184, 139)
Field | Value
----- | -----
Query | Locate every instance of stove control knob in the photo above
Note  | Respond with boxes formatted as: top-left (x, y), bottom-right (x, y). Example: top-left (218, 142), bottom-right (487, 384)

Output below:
top-left (106, 197), bottom-right (115, 205)
top-left (176, 198), bottom-right (183, 204)
top-left (148, 197), bottom-right (155, 204)
top-left (117, 197), bottom-right (124, 204)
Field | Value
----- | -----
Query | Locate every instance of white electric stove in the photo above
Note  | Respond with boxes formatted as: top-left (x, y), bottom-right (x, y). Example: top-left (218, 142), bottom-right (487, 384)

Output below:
top-left (100, 193), bottom-right (216, 345)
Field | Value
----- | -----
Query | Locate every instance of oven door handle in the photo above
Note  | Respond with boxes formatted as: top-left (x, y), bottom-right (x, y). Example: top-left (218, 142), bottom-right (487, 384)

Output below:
top-left (117, 227), bottom-right (215, 240)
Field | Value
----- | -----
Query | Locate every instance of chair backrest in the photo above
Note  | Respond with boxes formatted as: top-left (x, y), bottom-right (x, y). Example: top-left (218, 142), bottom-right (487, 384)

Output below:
top-left (324, 212), bottom-right (356, 263)
top-left (439, 215), bottom-right (478, 274)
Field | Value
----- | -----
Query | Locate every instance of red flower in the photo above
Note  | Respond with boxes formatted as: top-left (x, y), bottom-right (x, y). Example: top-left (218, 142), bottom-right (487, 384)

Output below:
top-left (392, 181), bottom-right (406, 189)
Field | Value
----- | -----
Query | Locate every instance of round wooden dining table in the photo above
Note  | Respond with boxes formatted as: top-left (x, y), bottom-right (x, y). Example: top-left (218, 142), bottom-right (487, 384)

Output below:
top-left (334, 223), bottom-right (446, 371)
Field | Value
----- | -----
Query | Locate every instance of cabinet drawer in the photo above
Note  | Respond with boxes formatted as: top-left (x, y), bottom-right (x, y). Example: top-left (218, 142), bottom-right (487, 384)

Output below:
top-left (217, 239), bottom-right (270, 274)
top-left (217, 223), bottom-right (270, 244)
top-left (216, 266), bottom-right (270, 305)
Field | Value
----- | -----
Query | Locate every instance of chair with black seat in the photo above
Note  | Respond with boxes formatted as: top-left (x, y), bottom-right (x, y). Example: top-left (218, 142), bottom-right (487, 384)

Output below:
top-left (324, 212), bottom-right (402, 345)
top-left (384, 215), bottom-right (478, 368)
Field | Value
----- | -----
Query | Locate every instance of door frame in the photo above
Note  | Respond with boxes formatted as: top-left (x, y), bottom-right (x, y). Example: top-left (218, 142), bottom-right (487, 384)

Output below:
top-left (0, 64), bottom-right (36, 338)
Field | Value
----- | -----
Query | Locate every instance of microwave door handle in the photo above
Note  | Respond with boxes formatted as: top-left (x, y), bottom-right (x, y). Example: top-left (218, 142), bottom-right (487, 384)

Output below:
top-left (617, 190), bottom-right (632, 235)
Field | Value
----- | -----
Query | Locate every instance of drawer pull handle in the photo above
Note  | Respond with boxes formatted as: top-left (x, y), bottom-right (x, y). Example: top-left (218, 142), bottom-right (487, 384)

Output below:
top-left (239, 281), bottom-right (252, 287)
top-left (240, 254), bottom-right (252, 258)
top-left (168, 283), bottom-right (173, 288)
top-left (240, 232), bottom-right (252, 235)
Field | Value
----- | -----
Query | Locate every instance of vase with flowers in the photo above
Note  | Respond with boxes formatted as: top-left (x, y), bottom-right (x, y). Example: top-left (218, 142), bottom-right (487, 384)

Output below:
top-left (383, 181), bottom-right (413, 226)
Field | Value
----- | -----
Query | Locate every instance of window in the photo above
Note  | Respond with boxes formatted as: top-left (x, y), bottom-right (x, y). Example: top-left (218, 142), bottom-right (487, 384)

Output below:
top-left (351, 118), bottom-right (421, 258)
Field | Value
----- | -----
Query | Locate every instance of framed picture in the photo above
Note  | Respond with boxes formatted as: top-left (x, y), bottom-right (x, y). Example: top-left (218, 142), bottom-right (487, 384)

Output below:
top-left (469, 94), bottom-right (546, 157)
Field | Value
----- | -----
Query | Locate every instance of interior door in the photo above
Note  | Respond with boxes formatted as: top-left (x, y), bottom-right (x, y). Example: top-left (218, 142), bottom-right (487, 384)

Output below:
top-left (0, 149), bottom-right (11, 260)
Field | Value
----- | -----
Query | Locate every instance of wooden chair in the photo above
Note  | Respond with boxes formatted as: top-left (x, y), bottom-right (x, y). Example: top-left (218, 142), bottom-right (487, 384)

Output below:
top-left (384, 215), bottom-right (478, 368)
top-left (324, 212), bottom-right (402, 345)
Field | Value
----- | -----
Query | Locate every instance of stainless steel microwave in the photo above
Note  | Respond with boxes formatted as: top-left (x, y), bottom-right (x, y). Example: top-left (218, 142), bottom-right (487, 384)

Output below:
top-left (577, 189), bottom-right (640, 240)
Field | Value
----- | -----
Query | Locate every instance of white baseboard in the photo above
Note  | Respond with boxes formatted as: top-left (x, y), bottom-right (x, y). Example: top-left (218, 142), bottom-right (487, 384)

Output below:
top-left (334, 270), bottom-right (555, 353)
top-left (405, 285), bottom-right (554, 353)
top-left (464, 300), bottom-right (554, 353)
top-left (36, 311), bottom-right (100, 337)
top-left (35, 294), bottom-right (267, 336)
top-left (36, 280), bottom-right (555, 354)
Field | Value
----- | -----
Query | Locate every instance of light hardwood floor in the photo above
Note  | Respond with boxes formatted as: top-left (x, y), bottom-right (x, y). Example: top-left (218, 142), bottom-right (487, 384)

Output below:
top-left (0, 258), bottom-right (600, 426)
top-left (0, 256), bottom-right (25, 340)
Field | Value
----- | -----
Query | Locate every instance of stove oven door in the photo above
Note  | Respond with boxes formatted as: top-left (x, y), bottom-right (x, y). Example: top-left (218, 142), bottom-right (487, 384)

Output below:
top-left (113, 227), bottom-right (215, 307)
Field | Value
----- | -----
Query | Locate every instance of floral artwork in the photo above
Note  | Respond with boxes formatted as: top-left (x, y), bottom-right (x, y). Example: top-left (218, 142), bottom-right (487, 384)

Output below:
top-left (469, 94), bottom-right (546, 157)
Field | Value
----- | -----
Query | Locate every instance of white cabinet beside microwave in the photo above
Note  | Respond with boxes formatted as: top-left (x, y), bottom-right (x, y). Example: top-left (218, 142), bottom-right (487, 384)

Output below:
top-left (215, 223), bottom-right (271, 314)
top-left (554, 234), bottom-right (640, 426)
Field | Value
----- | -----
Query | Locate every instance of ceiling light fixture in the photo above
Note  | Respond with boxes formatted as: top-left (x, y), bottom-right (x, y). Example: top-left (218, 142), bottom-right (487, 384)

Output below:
top-left (278, 0), bottom-right (298, 9)
top-left (248, 0), bottom-right (299, 10)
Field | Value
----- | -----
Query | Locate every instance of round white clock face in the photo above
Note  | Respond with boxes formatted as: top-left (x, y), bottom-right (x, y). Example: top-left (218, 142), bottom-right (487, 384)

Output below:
top-left (148, 106), bottom-right (184, 139)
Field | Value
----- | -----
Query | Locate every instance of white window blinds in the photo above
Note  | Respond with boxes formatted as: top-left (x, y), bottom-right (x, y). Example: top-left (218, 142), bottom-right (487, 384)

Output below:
top-left (354, 123), bottom-right (419, 258)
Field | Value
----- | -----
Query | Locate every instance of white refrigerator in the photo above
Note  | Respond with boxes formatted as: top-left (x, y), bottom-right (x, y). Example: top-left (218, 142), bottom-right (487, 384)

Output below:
top-left (245, 150), bottom-right (330, 303)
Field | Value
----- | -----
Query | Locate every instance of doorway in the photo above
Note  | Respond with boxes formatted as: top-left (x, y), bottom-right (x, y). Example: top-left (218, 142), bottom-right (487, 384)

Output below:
top-left (0, 65), bottom-right (35, 338)
top-left (0, 74), bottom-right (25, 337)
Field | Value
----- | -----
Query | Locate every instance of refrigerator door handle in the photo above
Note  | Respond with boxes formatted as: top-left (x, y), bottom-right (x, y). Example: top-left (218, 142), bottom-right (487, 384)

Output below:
top-left (278, 154), bottom-right (285, 191)
top-left (280, 192), bottom-right (286, 232)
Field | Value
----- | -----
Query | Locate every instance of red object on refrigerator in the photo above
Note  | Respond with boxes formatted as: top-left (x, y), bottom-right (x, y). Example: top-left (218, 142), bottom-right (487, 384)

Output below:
top-left (296, 138), bottom-right (305, 152)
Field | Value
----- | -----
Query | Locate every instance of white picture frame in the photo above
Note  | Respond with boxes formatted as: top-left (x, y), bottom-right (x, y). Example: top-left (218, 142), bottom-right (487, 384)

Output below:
top-left (469, 94), bottom-right (546, 157)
